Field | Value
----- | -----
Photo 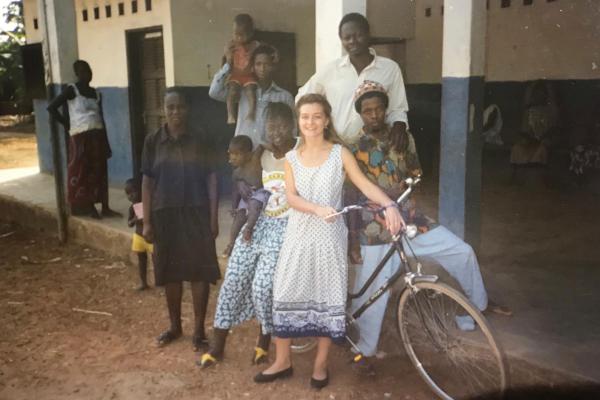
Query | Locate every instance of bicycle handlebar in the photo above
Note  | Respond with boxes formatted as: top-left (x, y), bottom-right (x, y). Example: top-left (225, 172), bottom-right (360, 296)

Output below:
top-left (326, 175), bottom-right (422, 219)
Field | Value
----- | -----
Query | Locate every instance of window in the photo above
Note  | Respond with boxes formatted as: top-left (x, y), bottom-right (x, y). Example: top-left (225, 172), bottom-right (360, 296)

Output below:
top-left (132, 0), bottom-right (138, 13)
top-left (33, 18), bottom-right (38, 29)
top-left (82, 9), bottom-right (88, 21)
top-left (425, 7), bottom-right (431, 17)
top-left (105, 5), bottom-right (112, 18)
top-left (93, 6), bottom-right (100, 19)
top-left (145, 0), bottom-right (152, 11)
top-left (524, 0), bottom-right (533, 4)
top-left (501, 0), bottom-right (511, 8)
top-left (118, 3), bottom-right (125, 15)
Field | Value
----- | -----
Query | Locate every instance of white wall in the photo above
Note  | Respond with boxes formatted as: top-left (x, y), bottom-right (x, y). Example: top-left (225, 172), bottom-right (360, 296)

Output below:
top-left (486, 0), bottom-right (600, 81)
top-left (405, 0), bottom-right (443, 83)
top-left (169, 0), bottom-right (315, 87)
top-left (74, 0), bottom-right (174, 87)
top-left (402, 0), bottom-right (600, 84)
top-left (367, 0), bottom-right (415, 39)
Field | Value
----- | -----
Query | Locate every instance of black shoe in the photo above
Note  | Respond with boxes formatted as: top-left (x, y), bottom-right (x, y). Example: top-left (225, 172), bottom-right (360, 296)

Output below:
top-left (254, 366), bottom-right (293, 383)
top-left (310, 371), bottom-right (329, 390)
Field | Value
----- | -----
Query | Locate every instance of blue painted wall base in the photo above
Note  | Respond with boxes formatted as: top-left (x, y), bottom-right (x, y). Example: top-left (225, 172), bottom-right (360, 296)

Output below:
top-left (33, 84), bottom-right (133, 186)
top-left (438, 76), bottom-right (485, 247)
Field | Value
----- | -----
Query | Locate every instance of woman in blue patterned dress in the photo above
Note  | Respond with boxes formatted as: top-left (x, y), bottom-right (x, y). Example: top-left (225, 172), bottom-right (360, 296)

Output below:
top-left (199, 102), bottom-right (299, 368)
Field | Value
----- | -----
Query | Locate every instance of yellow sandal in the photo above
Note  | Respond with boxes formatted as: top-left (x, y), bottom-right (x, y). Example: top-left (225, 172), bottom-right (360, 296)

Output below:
top-left (197, 352), bottom-right (218, 369)
top-left (253, 347), bottom-right (269, 365)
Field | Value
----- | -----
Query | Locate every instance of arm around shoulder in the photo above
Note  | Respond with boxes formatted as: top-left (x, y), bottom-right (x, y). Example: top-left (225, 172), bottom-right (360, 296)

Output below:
top-left (295, 70), bottom-right (326, 103)
top-left (385, 65), bottom-right (409, 127)
top-left (208, 63), bottom-right (231, 102)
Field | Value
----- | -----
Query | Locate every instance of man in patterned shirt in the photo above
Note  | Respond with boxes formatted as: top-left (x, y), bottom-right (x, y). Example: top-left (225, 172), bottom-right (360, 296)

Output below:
top-left (348, 81), bottom-right (489, 372)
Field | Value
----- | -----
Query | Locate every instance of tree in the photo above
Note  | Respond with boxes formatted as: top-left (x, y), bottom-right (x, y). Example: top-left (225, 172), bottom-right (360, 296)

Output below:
top-left (0, 0), bottom-right (25, 103)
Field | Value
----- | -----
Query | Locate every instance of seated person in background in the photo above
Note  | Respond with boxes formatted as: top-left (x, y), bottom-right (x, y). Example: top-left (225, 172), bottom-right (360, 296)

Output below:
top-left (223, 135), bottom-right (270, 257)
top-left (569, 102), bottom-right (600, 181)
top-left (224, 13), bottom-right (260, 124)
top-left (348, 81), bottom-right (507, 373)
top-left (510, 80), bottom-right (559, 166)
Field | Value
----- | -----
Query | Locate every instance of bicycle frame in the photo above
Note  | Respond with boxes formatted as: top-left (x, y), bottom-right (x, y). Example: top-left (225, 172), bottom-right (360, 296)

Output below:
top-left (345, 176), bottom-right (438, 323)
top-left (348, 236), bottom-right (438, 321)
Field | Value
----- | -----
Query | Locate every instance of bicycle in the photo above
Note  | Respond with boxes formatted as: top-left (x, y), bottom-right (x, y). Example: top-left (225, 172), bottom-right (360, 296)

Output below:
top-left (291, 176), bottom-right (509, 400)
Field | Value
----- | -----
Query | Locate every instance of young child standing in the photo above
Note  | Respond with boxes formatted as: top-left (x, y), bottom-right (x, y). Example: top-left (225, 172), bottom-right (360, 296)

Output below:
top-left (224, 14), bottom-right (260, 124)
top-left (223, 135), bottom-right (270, 257)
top-left (125, 178), bottom-right (153, 291)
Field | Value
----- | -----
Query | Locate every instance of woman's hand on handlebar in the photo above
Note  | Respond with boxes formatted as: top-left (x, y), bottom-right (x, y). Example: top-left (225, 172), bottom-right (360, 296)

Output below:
top-left (316, 205), bottom-right (338, 222)
top-left (383, 205), bottom-right (405, 236)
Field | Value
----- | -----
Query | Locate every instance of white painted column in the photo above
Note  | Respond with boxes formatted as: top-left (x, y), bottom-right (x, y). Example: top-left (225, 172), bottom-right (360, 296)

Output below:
top-left (37, 0), bottom-right (78, 85)
top-left (36, 0), bottom-right (79, 243)
top-left (441, 0), bottom-right (486, 80)
top-left (315, 0), bottom-right (366, 70)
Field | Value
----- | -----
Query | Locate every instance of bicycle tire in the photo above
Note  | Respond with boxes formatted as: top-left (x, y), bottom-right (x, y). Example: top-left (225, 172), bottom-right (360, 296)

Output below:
top-left (290, 337), bottom-right (317, 353)
top-left (396, 281), bottom-right (509, 400)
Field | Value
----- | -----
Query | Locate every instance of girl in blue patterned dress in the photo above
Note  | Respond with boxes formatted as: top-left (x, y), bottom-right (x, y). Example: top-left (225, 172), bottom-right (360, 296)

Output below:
top-left (255, 94), bottom-right (403, 389)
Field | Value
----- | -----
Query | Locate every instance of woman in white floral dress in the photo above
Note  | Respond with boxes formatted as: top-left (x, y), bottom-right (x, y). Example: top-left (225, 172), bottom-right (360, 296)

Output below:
top-left (255, 94), bottom-right (403, 389)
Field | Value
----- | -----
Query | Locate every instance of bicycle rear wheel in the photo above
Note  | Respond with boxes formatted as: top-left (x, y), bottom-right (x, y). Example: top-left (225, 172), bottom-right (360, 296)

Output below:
top-left (396, 281), bottom-right (509, 400)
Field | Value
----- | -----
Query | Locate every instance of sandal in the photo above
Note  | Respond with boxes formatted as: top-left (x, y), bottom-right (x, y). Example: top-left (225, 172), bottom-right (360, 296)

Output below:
top-left (197, 352), bottom-right (220, 369)
top-left (156, 329), bottom-right (182, 347)
top-left (193, 335), bottom-right (209, 352)
top-left (486, 300), bottom-right (513, 317)
top-left (252, 347), bottom-right (269, 365)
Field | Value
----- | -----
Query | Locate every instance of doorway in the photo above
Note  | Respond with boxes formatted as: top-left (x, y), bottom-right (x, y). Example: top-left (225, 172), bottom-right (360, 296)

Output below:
top-left (126, 26), bottom-right (166, 176)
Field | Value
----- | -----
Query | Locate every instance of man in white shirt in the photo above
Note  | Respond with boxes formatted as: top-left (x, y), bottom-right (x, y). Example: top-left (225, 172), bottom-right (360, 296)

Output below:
top-left (297, 13), bottom-right (409, 148)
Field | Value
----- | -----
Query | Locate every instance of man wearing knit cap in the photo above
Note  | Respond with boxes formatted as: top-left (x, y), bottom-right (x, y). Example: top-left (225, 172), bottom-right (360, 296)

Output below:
top-left (348, 80), bottom-right (490, 373)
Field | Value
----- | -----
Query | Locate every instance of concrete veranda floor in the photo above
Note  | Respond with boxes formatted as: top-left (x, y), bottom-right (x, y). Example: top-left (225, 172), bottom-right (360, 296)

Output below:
top-left (1, 153), bottom-right (599, 385)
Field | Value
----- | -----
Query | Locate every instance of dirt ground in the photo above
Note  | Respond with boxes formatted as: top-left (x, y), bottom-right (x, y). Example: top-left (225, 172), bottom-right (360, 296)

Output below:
top-left (0, 115), bottom-right (37, 169)
top-left (0, 223), bottom-right (436, 400)
top-left (1, 127), bottom-right (599, 399)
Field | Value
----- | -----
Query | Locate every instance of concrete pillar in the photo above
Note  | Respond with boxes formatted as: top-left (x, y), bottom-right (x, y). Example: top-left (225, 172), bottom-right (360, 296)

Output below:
top-left (38, 0), bottom-right (78, 85)
top-left (315, 0), bottom-right (366, 70)
top-left (438, 0), bottom-right (486, 247)
top-left (37, 0), bottom-right (78, 243)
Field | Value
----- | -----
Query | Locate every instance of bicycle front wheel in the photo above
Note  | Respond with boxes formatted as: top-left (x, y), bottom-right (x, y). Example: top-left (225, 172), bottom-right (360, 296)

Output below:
top-left (396, 281), bottom-right (509, 400)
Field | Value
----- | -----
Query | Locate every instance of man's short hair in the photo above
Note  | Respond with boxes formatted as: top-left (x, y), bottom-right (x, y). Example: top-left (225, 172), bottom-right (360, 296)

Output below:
top-left (73, 59), bottom-right (90, 73)
top-left (164, 87), bottom-right (189, 105)
top-left (229, 135), bottom-right (253, 153)
top-left (338, 13), bottom-right (370, 36)
top-left (234, 13), bottom-right (254, 31)
top-left (251, 43), bottom-right (278, 65)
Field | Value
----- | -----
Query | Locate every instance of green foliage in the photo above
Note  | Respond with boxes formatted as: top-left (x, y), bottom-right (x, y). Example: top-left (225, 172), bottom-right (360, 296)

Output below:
top-left (0, 0), bottom-right (26, 102)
